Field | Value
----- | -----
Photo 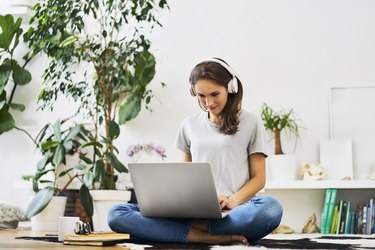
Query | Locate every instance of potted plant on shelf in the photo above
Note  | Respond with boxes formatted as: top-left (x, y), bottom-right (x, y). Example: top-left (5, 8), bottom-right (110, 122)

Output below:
top-left (24, 0), bottom-right (168, 231)
top-left (0, 14), bottom-right (32, 134)
top-left (261, 103), bottom-right (302, 181)
top-left (23, 119), bottom-right (92, 231)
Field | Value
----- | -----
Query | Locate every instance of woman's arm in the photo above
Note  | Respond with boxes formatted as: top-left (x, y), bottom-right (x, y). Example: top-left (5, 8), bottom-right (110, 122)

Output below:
top-left (220, 153), bottom-right (266, 209)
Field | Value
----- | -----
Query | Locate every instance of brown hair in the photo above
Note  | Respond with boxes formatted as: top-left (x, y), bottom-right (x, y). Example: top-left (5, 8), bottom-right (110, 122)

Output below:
top-left (189, 58), bottom-right (243, 135)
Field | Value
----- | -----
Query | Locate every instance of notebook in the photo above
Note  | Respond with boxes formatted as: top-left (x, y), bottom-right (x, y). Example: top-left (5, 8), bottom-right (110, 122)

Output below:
top-left (128, 162), bottom-right (230, 219)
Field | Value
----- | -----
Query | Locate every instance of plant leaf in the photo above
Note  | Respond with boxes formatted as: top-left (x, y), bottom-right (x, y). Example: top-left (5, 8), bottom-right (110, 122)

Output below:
top-left (83, 171), bottom-right (94, 187)
top-left (25, 187), bottom-right (54, 218)
top-left (53, 119), bottom-right (62, 142)
top-left (79, 185), bottom-right (93, 217)
top-left (73, 163), bottom-right (86, 170)
top-left (93, 160), bottom-right (105, 182)
top-left (118, 96), bottom-right (141, 124)
top-left (12, 63), bottom-right (32, 85)
top-left (107, 152), bottom-right (128, 173)
top-left (9, 103), bottom-right (25, 111)
top-left (0, 106), bottom-right (15, 134)
top-left (53, 144), bottom-right (65, 166)
top-left (0, 64), bottom-right (11, 93)
top-left (108, 120), bottom-right (120, 140)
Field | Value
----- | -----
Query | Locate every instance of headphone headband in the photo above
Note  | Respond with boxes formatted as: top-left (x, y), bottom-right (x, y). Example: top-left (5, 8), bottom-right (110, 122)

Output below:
top-left (193, 58), bottom-right (239, 94)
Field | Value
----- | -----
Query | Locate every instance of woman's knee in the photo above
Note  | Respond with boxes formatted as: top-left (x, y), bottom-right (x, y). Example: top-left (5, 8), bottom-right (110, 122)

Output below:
top-left (107, 203), bottom-right (137, 232)
top-left (259, 196), bottom-right (283, 229)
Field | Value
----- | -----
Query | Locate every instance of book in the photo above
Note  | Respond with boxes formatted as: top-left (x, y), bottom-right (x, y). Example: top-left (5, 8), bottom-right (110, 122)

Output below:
top-left (330, 205), bottom-right (339, 234)
top-left (344, 200), bottom-right (351, 234)
top-left (325, 189), bottom-right (337, 234)
top-left (320, 189), bottom-right (332, 234)
top-left (63, 239), bottom-right (129, 246)
top-left (367, 199), bottom-right (373, 234)
top-left (63, 232), bottom-right (130, 242)
top-left (339, 201), bottom-right (347, 234)
top-left (336, 200), bottom-right (343, 234)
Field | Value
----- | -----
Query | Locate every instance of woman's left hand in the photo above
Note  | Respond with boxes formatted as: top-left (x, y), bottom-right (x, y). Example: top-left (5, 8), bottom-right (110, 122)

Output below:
top-left (219, 196), bottom-right (240, 210)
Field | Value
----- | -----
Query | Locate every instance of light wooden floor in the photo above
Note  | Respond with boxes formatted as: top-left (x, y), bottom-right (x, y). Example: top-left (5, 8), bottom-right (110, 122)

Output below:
top-left (0, 229), bottom-right (130, 250)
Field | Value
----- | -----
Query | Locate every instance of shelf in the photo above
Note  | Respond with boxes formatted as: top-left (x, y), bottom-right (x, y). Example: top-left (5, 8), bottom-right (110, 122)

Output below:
top-left (265, 180), bottom-right (375, 190)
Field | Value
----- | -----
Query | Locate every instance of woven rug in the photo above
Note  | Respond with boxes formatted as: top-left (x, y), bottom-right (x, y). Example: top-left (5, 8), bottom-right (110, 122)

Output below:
top-left (15, 235), bottom-right (375, 249)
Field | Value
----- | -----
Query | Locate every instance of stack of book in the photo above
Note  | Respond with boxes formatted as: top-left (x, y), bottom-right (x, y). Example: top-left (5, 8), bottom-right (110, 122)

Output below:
top-left (63, 232), bottom-right (130, 246)
top-left (320, 189), bottom-right (374, 234)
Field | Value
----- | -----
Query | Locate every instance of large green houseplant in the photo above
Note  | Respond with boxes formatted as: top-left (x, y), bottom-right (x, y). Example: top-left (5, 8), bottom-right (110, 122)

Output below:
top-left (24, 0), bottom-right (168, 219)
top-left (0, 14), bottom-right (32, 134)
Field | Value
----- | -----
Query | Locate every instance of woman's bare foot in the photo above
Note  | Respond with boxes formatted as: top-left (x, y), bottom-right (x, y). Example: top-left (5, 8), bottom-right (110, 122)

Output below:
top-left (187, 228), bottom-right (248, 245)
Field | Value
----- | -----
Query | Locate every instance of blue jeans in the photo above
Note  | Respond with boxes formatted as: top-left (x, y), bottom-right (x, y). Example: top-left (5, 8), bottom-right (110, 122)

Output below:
top-left (107, 196), bottom-right (282, 243)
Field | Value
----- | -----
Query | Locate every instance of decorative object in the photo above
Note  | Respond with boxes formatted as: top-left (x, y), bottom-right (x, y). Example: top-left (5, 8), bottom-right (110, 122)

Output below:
top-left (300, 162), bottom-right (326, 180)
top-left (319, 139), bottom-right (353, 180)
top-left (0, 201), bottom-right (26, 229)
top-left (0, 14), bottom-right (32, 134)
top-left (302, 213), bottom-right (320, 233)
top-left (271, 225), bottom-right (294, 234)
top-left (261, 103), bottom-right (302, 181)
top-left (330, 85), bottom-right (375, 180)
top-left (127, 143), bottom-right (167, 162)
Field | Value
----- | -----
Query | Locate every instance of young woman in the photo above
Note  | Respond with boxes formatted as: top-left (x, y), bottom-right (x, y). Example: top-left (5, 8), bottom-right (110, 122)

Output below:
top-left (108, 58), bottom-right (283, 245)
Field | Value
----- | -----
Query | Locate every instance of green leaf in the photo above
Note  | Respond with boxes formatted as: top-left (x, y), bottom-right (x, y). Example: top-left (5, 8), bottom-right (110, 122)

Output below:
top-left (52, 144), bottom-right (65, 166)
top-left (83, 172), bottom-right (94, 188)
top-left (118, 96), bottom-right (141, 124)
top-left (0, 64), bottom-right (11, 93)
top-left (59, 35), bottom-right (78, 47)
top-left (9, 103), bottom-right (25, 111)
top-left (0, 106), bottom-right (15, 134)
top-left (53, 119), bottom-right (62, 142)
top-left (79, 154), bottom-right (93, 164)
top-left (40, 140), bottom-right (59, 151)
top-left (79, 185), bottom-right (93, 217)
top-left (12, 63), bottom-right (32, 85)
top-left (64, 125), bottom-right (81, 141)
top-left (107, 152), bottom-right (128, 173)
top-left (0, 100), bottom-right (5, 110)
top-left (36, 154), bottom-right (49, 171)
top-left (0, 14), bottom-right (20, 50)
top-left (25, 187), bottom-right (54, 218)
top-left (81, 141), bottom-right (103, 148)
top-left (108, 120), bottom-right (120, 140)
top-left (93, 160), bottom-right (105, 182)
top-left (73, 163), bottom-right (86, 170)
top-left (58, 167), bottom-right (73, 177)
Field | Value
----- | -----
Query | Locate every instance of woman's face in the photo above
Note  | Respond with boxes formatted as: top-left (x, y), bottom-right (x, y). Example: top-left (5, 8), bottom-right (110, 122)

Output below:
top-left (194, 79), bottom-right (228, 117)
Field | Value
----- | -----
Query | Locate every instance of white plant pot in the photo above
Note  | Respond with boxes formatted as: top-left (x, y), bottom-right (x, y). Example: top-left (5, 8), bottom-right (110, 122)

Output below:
top-left (31, 196), bottom-right (67, 231)
top-left (90, 190), bottom-right (131, 232)
top-left (267, 155), bottom-right (297, 181)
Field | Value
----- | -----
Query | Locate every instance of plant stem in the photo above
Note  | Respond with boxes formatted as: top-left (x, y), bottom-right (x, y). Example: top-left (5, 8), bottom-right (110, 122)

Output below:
top-left (14, 126), bottom-right (38, 146)
top-left (274, 130), bottom-right (284, 155)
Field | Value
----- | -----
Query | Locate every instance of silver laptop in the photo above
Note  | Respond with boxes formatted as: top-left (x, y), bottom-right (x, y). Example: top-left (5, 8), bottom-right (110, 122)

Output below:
top-left (128, 162), bottom-right (230, 219)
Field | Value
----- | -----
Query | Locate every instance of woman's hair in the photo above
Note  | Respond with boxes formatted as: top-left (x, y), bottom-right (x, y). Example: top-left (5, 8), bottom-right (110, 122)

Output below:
top-left (189, 58), bottom-right (243, 135)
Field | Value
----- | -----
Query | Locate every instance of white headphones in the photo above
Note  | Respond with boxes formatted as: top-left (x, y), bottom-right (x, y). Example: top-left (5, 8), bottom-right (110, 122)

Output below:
top-left (193, 58), bottom-right (239, 94)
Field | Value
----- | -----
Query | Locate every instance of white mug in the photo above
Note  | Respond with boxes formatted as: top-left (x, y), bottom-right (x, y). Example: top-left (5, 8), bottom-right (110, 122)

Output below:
top-left (58, 216), bottom-right (79, 242)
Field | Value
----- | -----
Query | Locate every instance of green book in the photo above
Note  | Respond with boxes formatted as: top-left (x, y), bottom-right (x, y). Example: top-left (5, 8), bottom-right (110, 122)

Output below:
top-left (330, 205), bottom-right (339, 234)
top-left (344, 200), bottom-right (351, 234)
top-left (320, 189), bottom-right (332, 234)
top-left (336, 200), bottom-right (343, 234)
top-left (325, 189), bottom-right (337, 234)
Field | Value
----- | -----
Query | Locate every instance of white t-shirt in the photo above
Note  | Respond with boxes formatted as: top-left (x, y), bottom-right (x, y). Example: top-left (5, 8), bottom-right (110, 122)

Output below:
top-left (174, 109), bottom-right (268, 197)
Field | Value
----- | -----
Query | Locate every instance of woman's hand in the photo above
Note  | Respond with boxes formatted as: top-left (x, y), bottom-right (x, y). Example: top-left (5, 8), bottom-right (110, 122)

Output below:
top-left (218, 195), bottom-right (239, 210)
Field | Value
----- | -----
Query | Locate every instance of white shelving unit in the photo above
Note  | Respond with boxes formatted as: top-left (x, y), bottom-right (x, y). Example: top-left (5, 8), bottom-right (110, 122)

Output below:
top-left (266, 180), bottom-right (375, 190)
top-left (259, 180), bottom-right (375, 233)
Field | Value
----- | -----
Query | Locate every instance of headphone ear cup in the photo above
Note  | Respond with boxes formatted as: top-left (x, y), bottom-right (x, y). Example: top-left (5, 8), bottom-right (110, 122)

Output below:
top-left (228, 79), bottom-right (234, 93)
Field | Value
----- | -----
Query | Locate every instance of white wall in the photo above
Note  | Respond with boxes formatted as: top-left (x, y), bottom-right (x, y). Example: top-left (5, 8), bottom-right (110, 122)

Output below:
top-left (1, 0), bottom-right (375, 226)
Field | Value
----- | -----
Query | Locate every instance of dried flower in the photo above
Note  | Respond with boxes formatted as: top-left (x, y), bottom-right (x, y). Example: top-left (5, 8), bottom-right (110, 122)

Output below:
top-left (127, 143), bottom-right (167, 160)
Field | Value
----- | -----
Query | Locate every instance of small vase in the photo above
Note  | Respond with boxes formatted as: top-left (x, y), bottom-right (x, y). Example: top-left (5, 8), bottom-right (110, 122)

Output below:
top-left (267, 155), bottom-right (297, 181)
